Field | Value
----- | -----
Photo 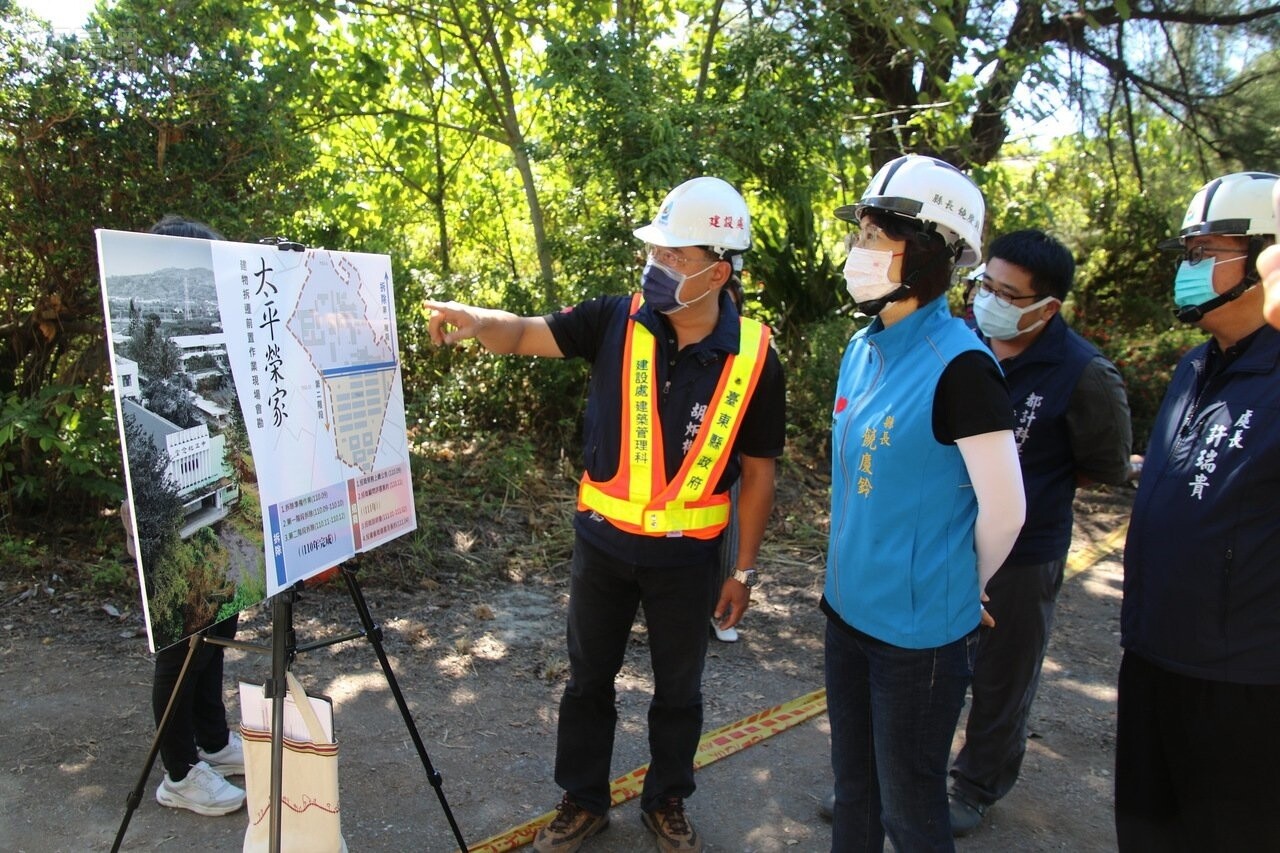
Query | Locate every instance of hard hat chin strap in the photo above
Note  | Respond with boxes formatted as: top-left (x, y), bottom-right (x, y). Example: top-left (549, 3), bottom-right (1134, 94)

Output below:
top-left (855, 284), bottom-right (912, 317)
top-left (861, 241), bottom-right (956, 316)
top-left (1174, 278), bottom-right (1254, 323)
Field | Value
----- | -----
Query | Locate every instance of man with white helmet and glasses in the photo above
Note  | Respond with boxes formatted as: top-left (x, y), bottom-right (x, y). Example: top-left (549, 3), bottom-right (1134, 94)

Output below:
top-left (425, 177), bottom-right (785, 853)
top-left (947, 229), bottom-right (1133, 836)
top-left (823, 155), bottom-right (1024, 852)
top-left (1116, 171), bottom-right (1280, 851)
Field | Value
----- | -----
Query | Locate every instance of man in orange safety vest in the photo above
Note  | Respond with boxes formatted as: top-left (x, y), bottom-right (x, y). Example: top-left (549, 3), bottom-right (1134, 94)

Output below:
top-left (425, 176), bottom-right (785, 853)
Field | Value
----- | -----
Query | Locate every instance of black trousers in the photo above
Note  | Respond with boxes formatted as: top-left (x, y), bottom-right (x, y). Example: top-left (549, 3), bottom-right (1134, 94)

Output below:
top-left (951, 557), bottom-right (1064, 806)
top-left (1114, 650), bottom-right (1280, 852)
top-left (151, 614), bottom-right (238, 780)
top-left (554, 535), bottom-right (716, 815)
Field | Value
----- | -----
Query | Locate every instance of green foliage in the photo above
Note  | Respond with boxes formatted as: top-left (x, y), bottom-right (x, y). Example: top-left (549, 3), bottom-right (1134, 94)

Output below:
top-left (749, 201), bottom-right (844, 339)
top-left (1073, 194), bottom-right (1180, 334)
top-left (0, 533), bottom-right (43, 573)
top-left (234, 482), bottom-right (262, 529)
top-left (973, 157), bottom-right (1058, 240)
top-left (396, 264), bottom-right (589, 451)
top-left (120, 414), bottom-right (256, 646)
top-left (411, 347), bottom-right (587, 450)
top-left (89, 559), bottom-right (131, 592)
top-left (539, 27), bottom-right (693, 206)
top-left (1213, 50), bottom-right (1280, 169)
top-left (0, 0), bottom-right (315, 525)
top-left (216, 566), bottom-right (264, 624)
top-left (1, 0), bottom-right (1275, 594)
top-left (1103, 327), bottom-right (1203, 453)
top-left (985, 119), bottom-right (1233, 452)
top-left (782, 313), bottom-right (866, 458)
top-left (0, 384), bottom-right (124, 520)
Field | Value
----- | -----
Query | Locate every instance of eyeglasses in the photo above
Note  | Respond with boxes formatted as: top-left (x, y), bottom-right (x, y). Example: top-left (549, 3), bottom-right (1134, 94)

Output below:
top-left (845, 223), bottom-right (902, 251)
top-left (1182, 245), bottom-right (1247, 266)
top-left (646, 244), bottom-right (722, 270)
top-left (978, 278), bottom-right (1043, 308)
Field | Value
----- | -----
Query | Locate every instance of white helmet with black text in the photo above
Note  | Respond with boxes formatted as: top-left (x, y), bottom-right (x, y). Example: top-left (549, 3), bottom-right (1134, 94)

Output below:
top-left (633, 176), bottom-right (752, 260)
top-left (836, 154), bottom-right (985, 266)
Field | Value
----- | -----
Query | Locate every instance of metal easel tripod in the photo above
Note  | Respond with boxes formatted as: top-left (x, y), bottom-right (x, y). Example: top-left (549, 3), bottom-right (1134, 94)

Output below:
top-left (112, 561), bottom-right (467, 852)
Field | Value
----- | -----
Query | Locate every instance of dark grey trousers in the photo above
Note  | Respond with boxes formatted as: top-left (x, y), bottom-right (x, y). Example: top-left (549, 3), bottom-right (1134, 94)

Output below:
top-left (950, 556), bottom-right (1065, 806)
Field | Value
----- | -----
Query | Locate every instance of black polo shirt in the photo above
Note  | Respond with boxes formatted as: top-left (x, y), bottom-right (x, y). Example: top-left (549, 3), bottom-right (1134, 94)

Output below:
top-left (545, 291), bottom-right (786, 567)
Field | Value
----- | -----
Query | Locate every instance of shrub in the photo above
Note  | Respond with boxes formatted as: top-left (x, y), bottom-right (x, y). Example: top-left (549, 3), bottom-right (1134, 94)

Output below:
top-left (0, 384), bottom-right (125, 521)
top-left (1087, 323), bottom-right (1202, 453)
top-left (398, 267), bottom-right (593, 454)
top-left (780, 313), bottom-right (865, 460)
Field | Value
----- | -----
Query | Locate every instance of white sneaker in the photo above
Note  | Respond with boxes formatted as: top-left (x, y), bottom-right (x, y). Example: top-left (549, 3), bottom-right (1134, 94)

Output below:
top-left (197, 730), bottom-right (244, 776)
top-left (711, 617), bottom-right (739, 643)
top-left (156, 761), bottom-right (246, 816)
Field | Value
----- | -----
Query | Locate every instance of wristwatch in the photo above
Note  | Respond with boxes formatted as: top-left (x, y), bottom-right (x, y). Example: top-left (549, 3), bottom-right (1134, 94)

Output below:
top-left (731, 568), bottom-right (760, 589)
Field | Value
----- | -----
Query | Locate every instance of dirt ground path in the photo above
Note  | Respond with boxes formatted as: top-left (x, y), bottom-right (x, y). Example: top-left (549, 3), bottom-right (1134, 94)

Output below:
top-left (0, 489), bottom-right (1130, 852)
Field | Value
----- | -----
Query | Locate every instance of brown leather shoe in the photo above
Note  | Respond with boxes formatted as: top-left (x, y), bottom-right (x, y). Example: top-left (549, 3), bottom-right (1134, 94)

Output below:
top-left (532, 794), bottom-right (609, 852)
top-left (641, 797), bottom-right (702, 852)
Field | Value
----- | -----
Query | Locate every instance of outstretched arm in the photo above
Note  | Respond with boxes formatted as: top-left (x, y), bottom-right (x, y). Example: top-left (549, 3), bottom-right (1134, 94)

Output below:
top-left (423, 299), bottom-right (564, 357)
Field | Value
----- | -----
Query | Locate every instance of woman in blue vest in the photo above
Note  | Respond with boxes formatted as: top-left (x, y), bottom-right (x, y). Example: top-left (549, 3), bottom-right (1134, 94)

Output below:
top-left (823, 155), bottom-right (1025, 852)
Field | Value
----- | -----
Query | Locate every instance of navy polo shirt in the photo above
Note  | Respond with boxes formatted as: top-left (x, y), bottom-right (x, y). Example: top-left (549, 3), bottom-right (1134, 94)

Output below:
top-left (545, 291), bottom-right (786, 567)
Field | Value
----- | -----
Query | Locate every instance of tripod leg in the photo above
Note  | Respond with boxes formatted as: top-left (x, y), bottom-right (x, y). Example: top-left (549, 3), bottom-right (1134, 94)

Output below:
top-left (341, 565), bottom-right (469, 851)
top-left (267, 586), bottom-right (298, 853)
top-left (111, 632), bottom-right (202, 853)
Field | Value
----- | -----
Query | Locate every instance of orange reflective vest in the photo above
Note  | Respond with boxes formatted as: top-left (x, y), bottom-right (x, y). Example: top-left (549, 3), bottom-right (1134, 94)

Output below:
top-left (577, 293), bottom-right (772, 539)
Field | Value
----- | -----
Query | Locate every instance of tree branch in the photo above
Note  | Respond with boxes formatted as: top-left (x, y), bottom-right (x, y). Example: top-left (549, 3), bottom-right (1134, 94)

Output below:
top-left (1047, 3), bottom-right (1280, 43)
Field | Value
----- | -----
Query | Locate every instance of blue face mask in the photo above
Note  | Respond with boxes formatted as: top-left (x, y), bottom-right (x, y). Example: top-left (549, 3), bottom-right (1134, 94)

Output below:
top-left (641, 258), bottom-right (717, 314)
top-left (1173, 259), bottom-right (1218, 310)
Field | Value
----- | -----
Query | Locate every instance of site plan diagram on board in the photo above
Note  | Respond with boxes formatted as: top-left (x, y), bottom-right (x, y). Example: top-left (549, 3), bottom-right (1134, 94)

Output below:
top-left (211, 243), bottom-right (416, 594)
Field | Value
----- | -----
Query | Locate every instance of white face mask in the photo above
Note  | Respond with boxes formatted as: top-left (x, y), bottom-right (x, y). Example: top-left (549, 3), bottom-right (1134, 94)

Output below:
top-left (972, 289), bottom-right (1057, 341)
top-left (843, 247), bottom-right (902, 305)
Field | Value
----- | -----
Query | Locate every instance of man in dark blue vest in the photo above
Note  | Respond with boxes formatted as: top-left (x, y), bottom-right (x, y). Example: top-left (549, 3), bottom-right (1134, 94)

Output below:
top-left (948, 229), bottom-right (1134, 835)
top-left (1115, 171), bottom-right (1280, 852)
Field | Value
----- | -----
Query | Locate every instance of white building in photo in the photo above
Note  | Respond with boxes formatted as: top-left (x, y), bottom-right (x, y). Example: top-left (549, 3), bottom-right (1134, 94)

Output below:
top-left (115, 355), bottom-right (141, 400)
top-left (121, 397), bottom-right (239, 536)
top-left (171, 333), bottom-right (228, 367)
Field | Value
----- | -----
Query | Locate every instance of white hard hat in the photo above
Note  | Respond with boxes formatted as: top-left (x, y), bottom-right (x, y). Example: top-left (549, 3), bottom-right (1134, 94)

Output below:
top-left (836, 155), bottom-right (985, 266)
top-left (1177, 171), bottom-right (1279, 240)
top-left (633, 176), bottom-right (752, 256)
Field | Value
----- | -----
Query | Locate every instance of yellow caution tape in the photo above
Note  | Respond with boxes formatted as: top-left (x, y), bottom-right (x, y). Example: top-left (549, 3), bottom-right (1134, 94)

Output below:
top-left (1065, 518), bottom-right (1129, 581)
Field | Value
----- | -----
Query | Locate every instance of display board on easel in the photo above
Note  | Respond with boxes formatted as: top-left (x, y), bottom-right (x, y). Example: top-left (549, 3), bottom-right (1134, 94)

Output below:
top-left (95, 231), bottom-right (417, 651)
